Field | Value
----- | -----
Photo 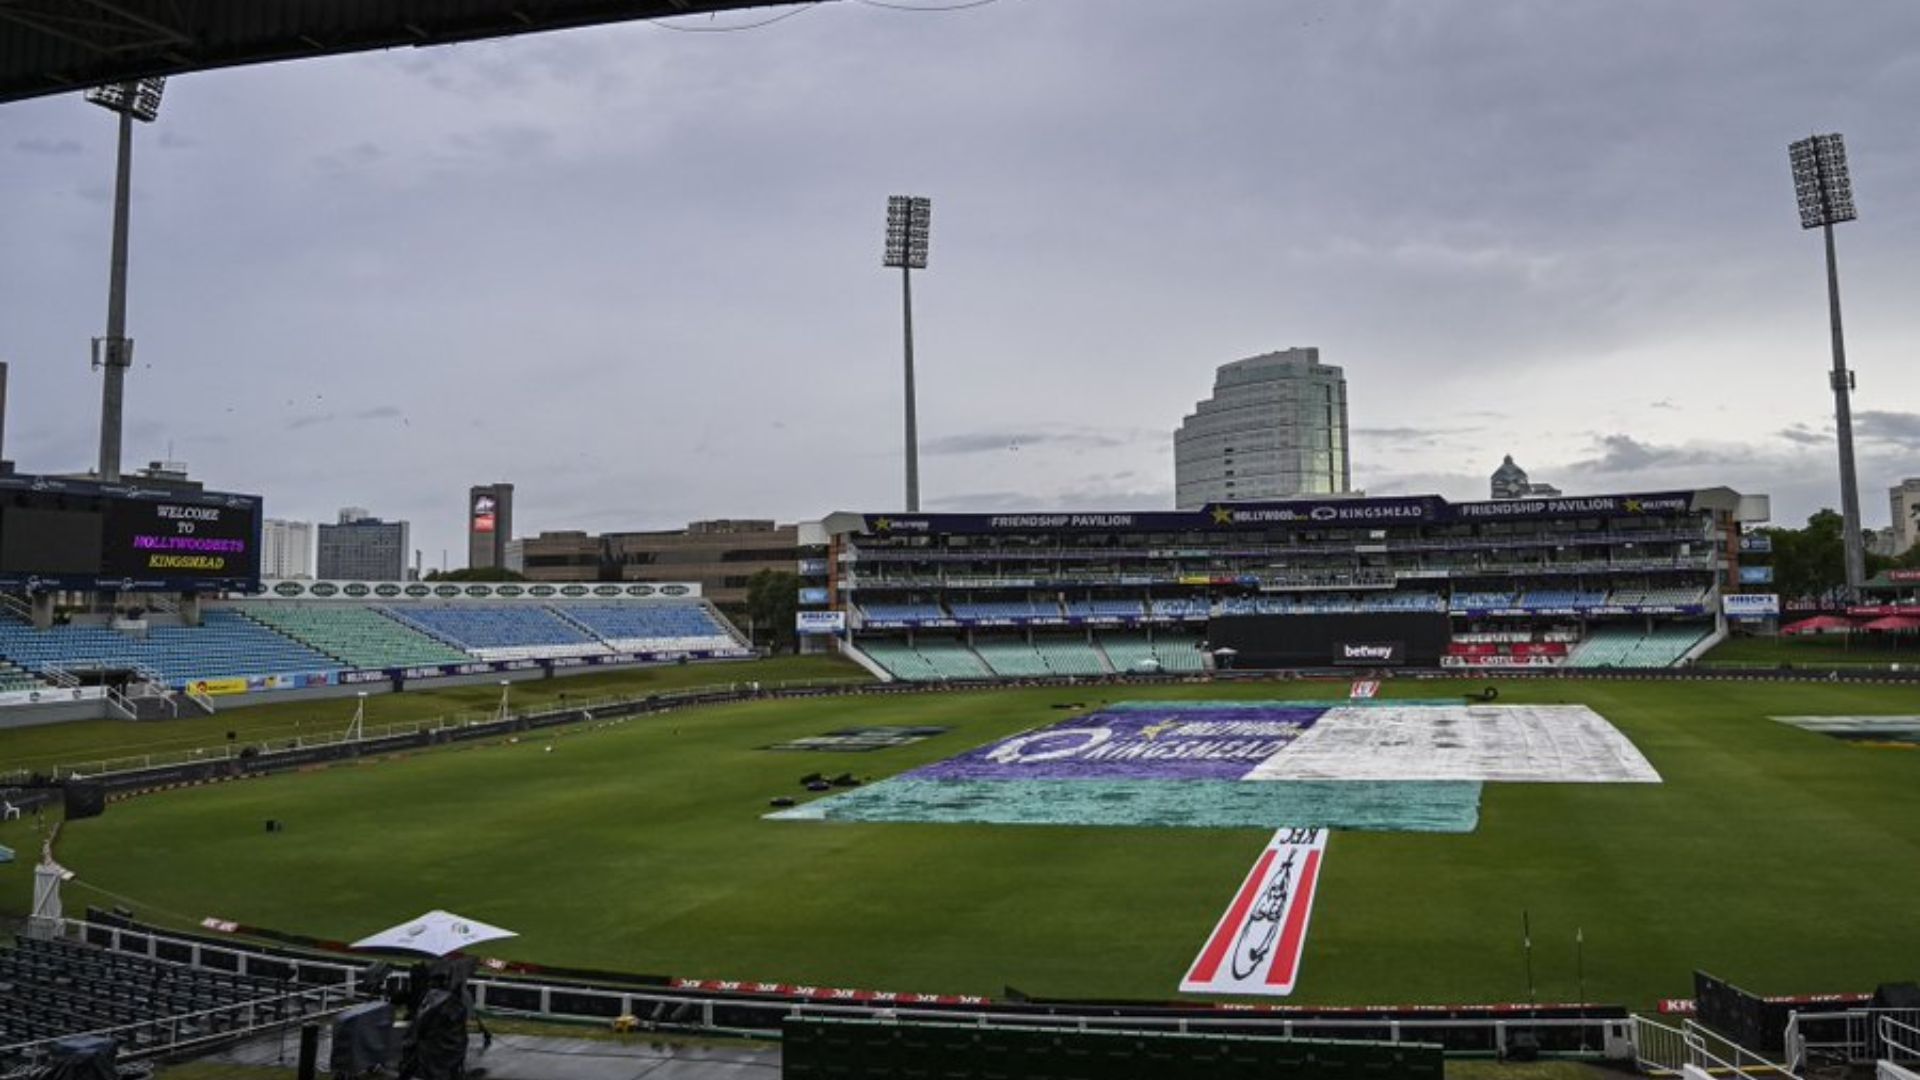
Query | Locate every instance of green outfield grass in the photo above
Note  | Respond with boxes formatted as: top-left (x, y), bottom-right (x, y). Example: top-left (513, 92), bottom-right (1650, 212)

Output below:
top-left (1704, 633), bottom-right (1919, 668)
top-left (4, 675), bottom-right (1918, 1010)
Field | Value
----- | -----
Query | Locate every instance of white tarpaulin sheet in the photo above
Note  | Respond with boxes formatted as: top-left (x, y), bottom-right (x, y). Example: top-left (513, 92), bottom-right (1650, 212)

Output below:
top-left (1244, 704), bottom-right (1660, 784)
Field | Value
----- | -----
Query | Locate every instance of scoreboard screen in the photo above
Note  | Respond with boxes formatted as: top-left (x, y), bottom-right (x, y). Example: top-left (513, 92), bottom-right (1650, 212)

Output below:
top-left (0, 476), bottom-right (261, 592)
top-left (102, 499), bottom-right (258, 580)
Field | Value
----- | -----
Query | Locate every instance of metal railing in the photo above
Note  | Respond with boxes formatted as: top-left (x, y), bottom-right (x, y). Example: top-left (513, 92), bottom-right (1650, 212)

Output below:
top-left (1883, 1014), bottom-right (1920, 1061)
top-left (0, 593), bottom-right (34, 624)
top-left (73, 920), bottom-right (1630, 1060)
top-left (1684, 1019), bottom-right (1797, 1077)
top-left (1787, 1008), bottom-right (1920, 1070)
top-left (0, 983), bottom-right (356, 1073)
top-left (1634, 1015), bottom-right (1693, 1075)
top-left (101, 684), bottom-right (138, 722)
top-left (1634, 1015), bottom-right (1801, 1078)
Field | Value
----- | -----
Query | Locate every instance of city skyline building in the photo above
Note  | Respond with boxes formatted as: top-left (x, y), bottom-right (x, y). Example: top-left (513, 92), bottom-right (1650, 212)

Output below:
top-left (520, 519), bottom-right (798, 608)
top-left (1890, 478), bottom-right (1920, 556)
top-left (468, 483), bottom-right (514, 570)
top-left (261, 518), bottom-right (315, 579)
top-left (1174, 348), bottom-right (1350, 509)
top-left (317, 515), bottom-right (410, 580)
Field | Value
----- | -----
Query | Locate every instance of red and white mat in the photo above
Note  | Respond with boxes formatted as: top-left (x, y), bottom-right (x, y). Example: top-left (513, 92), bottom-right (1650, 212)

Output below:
top-left (1180, 827), bottom-right (1329, 997)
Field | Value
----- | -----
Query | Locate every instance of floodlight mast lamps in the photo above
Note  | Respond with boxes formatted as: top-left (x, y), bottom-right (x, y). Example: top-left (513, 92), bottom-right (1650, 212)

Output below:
top-left (1789, 133), bottom-right (1866, 597)
top-left (883, 195), bottom-right (931, 512)
top-left (84, 77), bottom-right (165, 484)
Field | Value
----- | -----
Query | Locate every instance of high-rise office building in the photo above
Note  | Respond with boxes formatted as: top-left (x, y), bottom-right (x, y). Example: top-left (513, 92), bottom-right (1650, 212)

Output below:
top-left (317, 515), bottom-right (410, 580)
top-left (1174, 348), bottom-right (1350, 508)
top-left (261, 519), bottom-right (315, 579)
top-left (468, 483), bottom-right (514, 570)
top-left (1890, 478), bottom-right (1920, 556)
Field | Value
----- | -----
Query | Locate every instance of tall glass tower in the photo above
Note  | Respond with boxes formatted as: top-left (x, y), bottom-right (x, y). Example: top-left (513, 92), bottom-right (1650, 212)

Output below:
top-left (1174, 348), bottom-right (1350, 509)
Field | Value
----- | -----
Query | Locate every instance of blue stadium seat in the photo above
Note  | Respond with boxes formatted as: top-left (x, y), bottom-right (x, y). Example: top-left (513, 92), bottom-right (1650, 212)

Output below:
top-left (0, 610), bottom-right (337, 687)
top-left (552, 602), bottom-right (743, 653)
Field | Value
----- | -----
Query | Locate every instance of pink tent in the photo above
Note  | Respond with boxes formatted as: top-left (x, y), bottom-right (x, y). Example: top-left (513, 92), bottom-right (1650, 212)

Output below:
top-left (1781, 615), bottom-right (1857, 636)
top-left (1860, 615), bottom-right (1920, 633)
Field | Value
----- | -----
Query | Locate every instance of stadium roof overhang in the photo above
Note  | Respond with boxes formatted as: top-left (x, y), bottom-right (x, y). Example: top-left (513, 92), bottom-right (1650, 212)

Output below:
top-left (0, 1), bottom-right (835, 106)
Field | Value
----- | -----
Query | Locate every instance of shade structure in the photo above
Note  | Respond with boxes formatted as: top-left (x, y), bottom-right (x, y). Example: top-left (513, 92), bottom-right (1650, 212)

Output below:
top-left (1780, 615), bottom-right (1857, 636)
top-left (351, 910), bottom-right (517, 957)
top-left (1860, 615), bottom-right (1920, 633)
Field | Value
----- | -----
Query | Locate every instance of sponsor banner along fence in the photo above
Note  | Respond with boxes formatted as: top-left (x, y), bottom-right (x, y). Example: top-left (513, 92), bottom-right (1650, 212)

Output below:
top-left (0, 648), bottom-right (761, 704)
top-left (1182, 827), bottom-right (1330, 997)
top-left (0, 686), bottom-right (105, 707)
top-left (362, 648), bottom-right (751, 686)
top-left (258, 579), bottom-right (703, 601)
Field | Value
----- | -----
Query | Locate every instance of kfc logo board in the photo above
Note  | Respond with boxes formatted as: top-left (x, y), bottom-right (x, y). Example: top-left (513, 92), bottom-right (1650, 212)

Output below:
top-left (1182, 827), bottom-right (1329, 997)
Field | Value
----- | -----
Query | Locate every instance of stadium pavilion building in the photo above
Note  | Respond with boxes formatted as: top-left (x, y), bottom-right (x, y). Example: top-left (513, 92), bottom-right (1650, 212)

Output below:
top-left (803, 487), bottom-right (1771, 680)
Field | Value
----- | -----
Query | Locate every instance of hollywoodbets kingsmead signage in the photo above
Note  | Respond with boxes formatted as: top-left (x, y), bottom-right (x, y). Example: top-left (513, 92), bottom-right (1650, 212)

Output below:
top-left (852, 490), bottom-right (1705, 536)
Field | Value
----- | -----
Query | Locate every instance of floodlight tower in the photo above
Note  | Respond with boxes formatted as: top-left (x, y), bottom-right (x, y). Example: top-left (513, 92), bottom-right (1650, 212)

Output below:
top-left (85, 77), bottom-right (166, 483)
top-left (883, 195), bottom-right (931, 512)
top-left (1789, 134), bottom-right (1865, 596)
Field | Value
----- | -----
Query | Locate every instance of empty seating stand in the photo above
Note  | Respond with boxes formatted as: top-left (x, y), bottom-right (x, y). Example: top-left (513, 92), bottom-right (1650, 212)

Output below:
top-left (551, 602), bottom-right (742, 653)
top-left (0, 610), bottom-right (338, 688)
top-left (1101, 633), bottom-right (1206, 673)
top-left (238, 603), bottom-right (470, 669)
top-left (0, 936), bottom-right (298, 1066)
top-left (380, 604), bottom-right (604, 661)
top-left (860, 602), bottom-right (949, 624)
top-left (1569, 625), bottom-right (1709, 668)
top-left (859, 640), bottom-right (990, 682)
top-left (972, 639), bottom-right (1052, 677)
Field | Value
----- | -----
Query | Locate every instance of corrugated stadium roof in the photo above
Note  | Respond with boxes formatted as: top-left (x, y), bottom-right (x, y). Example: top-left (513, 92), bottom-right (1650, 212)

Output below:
top-left (0, 1), bottom-right (831, 106)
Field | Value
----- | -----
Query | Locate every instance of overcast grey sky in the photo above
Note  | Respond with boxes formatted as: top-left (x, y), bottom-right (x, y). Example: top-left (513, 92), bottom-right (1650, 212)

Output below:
top-left (3, 0), bottom-right (1918, 571)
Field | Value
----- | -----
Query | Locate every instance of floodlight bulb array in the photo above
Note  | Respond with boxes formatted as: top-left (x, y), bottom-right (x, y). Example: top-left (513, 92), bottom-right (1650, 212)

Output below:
top-left (85, 77), bottom-right (167, 122)
top-left (884, 195), bottom-right (932, 269)
top-left (1788, 133), bottom-right (1856, 229)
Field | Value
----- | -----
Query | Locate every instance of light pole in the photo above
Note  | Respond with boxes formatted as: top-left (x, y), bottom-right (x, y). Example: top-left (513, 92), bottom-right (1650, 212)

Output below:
top-left (1789, 133), bottom-right (1865, 597)
top-left (883, 195), bottom-right (931, 512)
top-left (85, 77), bottom-right (166, 484)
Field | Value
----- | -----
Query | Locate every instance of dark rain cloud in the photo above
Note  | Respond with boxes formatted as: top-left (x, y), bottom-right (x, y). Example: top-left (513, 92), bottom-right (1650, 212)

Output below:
top-left (3, 0), bottom-right (1919, 565)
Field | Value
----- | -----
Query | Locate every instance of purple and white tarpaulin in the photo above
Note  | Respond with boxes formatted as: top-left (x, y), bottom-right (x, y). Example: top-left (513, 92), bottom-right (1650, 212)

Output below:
top-left (906, 705), bottom-right (1326, 782)
top-left (903, 702), bottom-right (1659, 785)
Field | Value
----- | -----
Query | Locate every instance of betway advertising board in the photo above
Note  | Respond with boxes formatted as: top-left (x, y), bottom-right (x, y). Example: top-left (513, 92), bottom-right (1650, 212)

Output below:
top-left (1333, 641), bottom-right (1403, 665)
